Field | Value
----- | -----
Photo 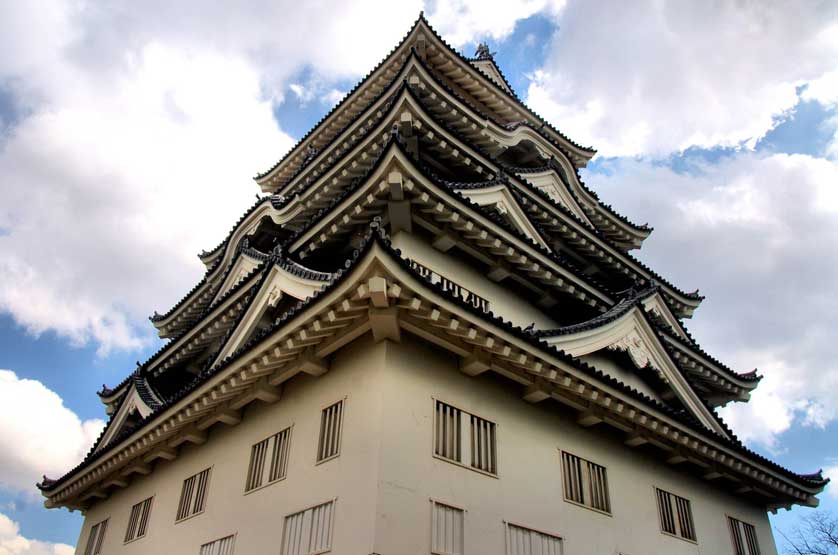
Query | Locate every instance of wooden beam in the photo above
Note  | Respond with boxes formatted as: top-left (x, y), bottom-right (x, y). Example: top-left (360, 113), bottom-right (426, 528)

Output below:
top-left (143, 446), bottom-right (177, 464)
top-left (388, 200), bottom-right (412, 235)
top-left (298, 348), bottom-right (330, 376)
top-left (624, 433), bottom-right (650, 447)
top-left (460, 350), bottom-right (491, 376)
top-left (432, 231), bottom-right (457, 252)
top-left (523, 384), bottom-right (550, 403)
top-left (487, 263), bottom-right (511, 282)
top-left (121, 462), bottom-right (152, 477)
top-left (197, 408), bottom-right (242, 430)
top-left (369, 306), bottom-right (401, 343)
top-left (577, 410), bottom-right (603, 427)
top-left (169, 426), bottom-right (208, 448)
top-left (367, 277), bottom-right (390, 308)
top-left (103, 477), bottom-right (129, 489)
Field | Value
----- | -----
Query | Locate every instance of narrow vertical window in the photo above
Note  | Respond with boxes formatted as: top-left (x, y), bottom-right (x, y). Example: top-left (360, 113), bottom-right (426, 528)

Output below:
top-left (505, 522), bottom-right (563, 555)
top-left (431, 500), bottom-right (464, 555)
top-left (728, 516), bottom-right (761, 555)
top-left (246, 426), bottom-right (292, 492)
top-left (124, 496), bottom-right (153, 542)
top-left (470, 413), bottom-right (497, 474)
top-left (176, 468), bottom-right (211, 521)
top-left (317, 400), bottom-right (344, 463)
top-left (655, 488), bottom-right (696, 541)
top-left (84, 519), bottom-right (108, 555)
top-left (280, 499), bottom-right (335, 555)
top-left (433, 400), bottom-right (498, 475)
top-left (200, 534), bottom-right (236, 555)
top-left (560, 451), bottom-right (610, 513)
top-left (435, 400), bottom-right (462, 463)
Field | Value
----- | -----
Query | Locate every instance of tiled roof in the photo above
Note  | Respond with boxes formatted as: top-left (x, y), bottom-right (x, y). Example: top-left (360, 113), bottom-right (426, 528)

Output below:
top-left (255, 13), bottom-right (595, 184)
top-left (38, 225), bottom-right (827, 495)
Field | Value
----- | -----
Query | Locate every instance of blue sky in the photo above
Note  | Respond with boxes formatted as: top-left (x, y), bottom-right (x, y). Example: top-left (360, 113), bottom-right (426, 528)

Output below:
top-left (0, 2), bottom-right (836, 552)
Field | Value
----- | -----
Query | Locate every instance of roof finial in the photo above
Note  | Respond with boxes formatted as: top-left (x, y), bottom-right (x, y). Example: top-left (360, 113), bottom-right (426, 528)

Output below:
top-left (475, 42), bottom-right (496, 61)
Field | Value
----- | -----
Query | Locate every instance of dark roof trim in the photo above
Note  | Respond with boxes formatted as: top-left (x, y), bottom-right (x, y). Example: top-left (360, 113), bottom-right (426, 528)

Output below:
top-left (38, 227), bottom-right (826, 496)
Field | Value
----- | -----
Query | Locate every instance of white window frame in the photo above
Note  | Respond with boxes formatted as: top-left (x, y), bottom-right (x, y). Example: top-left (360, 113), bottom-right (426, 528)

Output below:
top-left (558, 450), bottom-right (611, 515)
top-left (175, 467), bottom-right (212, 523)
top-left (654, 486), bottom-right (697, 543)
top-left (430, 498), bottom-right (465, 555)
top-left (432, 397), bottom-right (499, 477)
top-left (200, 533), bottom-right (237, 555)
top-left (503, 520), bottom-right (564, 555)
top-left (124, 496), bottom-right (154, 543)
top-left (316, 398), bottom-right (346, 465)
top-left (727, 514), bottom-right (761, 555)
top-left (244, 424), bottom-right (293, 494)
top-left (84, 518), bottom-right (108, 555)
top-left (280, 498), bottom-right (337, 555)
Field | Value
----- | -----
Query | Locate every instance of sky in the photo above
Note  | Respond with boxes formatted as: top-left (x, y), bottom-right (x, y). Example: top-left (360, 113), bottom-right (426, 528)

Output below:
top-left (0, 0), bottom-right (836, 552)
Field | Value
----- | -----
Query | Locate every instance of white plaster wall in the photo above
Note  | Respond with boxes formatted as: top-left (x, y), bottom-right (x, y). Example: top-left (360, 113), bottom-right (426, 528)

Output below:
top-left (372, 338), bottom-right (777, 555)
top-left (392, 231), bottom-right (560, 330)
top-left (74, 337), bottom-right (387, 555)
top-left (72, 334), bottom-right (778, 555)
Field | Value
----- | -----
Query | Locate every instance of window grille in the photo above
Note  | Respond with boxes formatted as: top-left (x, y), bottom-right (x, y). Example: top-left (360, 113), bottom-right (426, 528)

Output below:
top-left (560, 451), bottom-right (610, 513)
top-left (245, 426), bottom-right (292, 491)
top-left (124, 497), bottom-right (153, 542)
top-left (280, 499), bottom-right (335, 555)
top-left (656, 488), bottom-right (696, 541)
top-left (200, 534), bottom-right (236, 555)
top-left (83, 519), bottom-right (108, 555)
top-left (317, 400), bottom-right (344, 463)
top-left (176, 468), bottom-right (211, 521)
top-left (729, 517), bottom-right (761, 555)
top-left (505, 522), bottom-right (563, 555)
top-left (434, 400), bottom-right (498, 475)
top-left (431, 500), bottom-right (464, 555)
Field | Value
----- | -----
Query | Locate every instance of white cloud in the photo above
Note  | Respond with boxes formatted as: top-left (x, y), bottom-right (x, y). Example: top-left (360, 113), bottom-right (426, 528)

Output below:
top-left (0, 370), bottom-right (104, 495)
top-left (824, 466), bottom-right (838, 499)
top-left (427, 0), bottom-right (564, 47)
top-left (0, 0), bottom-right (551, 352)
top-left (583, 152), bottom-right (838, 449)
top-left (0, 512), bottom-right (73, 555)
top-left (527, 2), bottom-right (838, 156)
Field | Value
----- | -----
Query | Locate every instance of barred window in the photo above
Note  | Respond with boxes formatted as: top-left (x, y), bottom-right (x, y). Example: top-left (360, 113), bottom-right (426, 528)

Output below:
top-left (124, 497), bottom-right (153, 542)
top-left (656, 488), bottom-right (696, 541)
top-left (431, 500), bottom-right (464, 555)
top-left (729, 516), bottom-right (761, 555)
top-left (434, 400), bottom-right (497, 475)
top-left (200, 534), bottom-right (236, 555)
top-left (84, 519), bottom-right (108, 555)
top-left (281, 499), bottom-right (335, 555)
top-left (176, 468), bottom-right (211, 521)
top-left (245, 426), bottom-right (292, 491)
top-left (560, 451), bottom-right (610, 513)
top-left (505, 522), bottom-right (563, 555)
top-left (317, 400), bottom-right (344, 463)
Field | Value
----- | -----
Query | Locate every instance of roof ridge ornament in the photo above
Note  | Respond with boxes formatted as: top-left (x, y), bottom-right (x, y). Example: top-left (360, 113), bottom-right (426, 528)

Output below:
top-left (475, 42), bottom-right (496, 61)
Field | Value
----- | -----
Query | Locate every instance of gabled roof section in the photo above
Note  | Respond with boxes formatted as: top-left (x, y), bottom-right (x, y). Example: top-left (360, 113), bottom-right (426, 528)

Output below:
top-left (453, 183), bottom-right (550, 250)
top-left (93, 375), bottom-right (162, 452)
top-left (150, 196), bottom-right (304, 338)
top-left (535, 291), bottom-right (726, 435)
top-left (510, 161), bottom-right (653, 250)
top-left (39, 225), bottom-right (826, 511)
top-left (536, 289), bottom-right (761, 407)
top-left (211, 256), bottom-right (334, 365)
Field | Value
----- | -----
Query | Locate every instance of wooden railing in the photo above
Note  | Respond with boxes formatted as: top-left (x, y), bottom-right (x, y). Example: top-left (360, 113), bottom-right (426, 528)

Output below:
top-left (408, 260), bottom-right (490, 313)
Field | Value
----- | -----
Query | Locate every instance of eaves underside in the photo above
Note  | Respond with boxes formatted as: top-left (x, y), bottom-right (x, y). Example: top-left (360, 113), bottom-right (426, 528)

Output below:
top-left (41, 229), bottom-right (826, 510)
